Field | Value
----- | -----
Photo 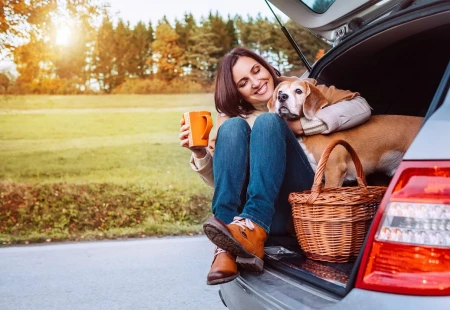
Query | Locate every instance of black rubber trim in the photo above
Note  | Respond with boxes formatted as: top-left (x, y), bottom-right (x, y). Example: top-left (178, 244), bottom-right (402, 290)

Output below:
top-left (264, 254), bottom-right (347, 297)
top-left (391, 0), bottom-right (415, 14)
top-left (218, 289), bottom-right (228, 308)
top-left (264, 236), bottom-right (351, 297)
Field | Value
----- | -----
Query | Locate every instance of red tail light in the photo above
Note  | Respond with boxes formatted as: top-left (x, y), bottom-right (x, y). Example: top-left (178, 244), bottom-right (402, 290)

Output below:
top-left (356, 161), bottom-right (450, 296)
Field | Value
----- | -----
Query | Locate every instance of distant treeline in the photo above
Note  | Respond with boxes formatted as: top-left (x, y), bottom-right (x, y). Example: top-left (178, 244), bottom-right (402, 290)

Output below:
top-left (0, 1), bottom-right (329, 94)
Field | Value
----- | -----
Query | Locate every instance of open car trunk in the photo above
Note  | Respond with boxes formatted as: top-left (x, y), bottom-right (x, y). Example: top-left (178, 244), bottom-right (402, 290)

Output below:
top-left (261, 1), bottom-right (450, 298)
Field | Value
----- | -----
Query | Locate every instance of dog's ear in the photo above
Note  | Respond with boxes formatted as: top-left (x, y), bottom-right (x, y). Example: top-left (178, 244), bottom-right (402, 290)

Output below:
top-left (267, 87), bottom-right (277, 112)
top-left (302, 78), bottom-right (318, 86)
top-left (278, 76), bottom-right (301, 83)
top-left (302, 82), bottom-right (329, 120)
top-left (268, 83), bottom-right (282, 112)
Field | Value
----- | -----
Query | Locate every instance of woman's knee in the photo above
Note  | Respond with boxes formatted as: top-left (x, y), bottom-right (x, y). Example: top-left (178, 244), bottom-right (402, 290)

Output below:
top-left (252, 113), bottom-right (285, 134)
top-left (218, 118), bottom-right (251, 139)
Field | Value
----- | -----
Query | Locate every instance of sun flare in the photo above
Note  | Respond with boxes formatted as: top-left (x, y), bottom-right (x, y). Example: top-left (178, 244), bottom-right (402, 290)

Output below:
top-left (56, 26), bottom-right (71, 46)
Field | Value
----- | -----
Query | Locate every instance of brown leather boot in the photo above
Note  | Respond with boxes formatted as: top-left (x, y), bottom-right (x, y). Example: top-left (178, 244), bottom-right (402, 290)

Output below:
top-left (203, 217), bottom-right (268, 272)
top-left (207, 247), bottom-right (239, 285)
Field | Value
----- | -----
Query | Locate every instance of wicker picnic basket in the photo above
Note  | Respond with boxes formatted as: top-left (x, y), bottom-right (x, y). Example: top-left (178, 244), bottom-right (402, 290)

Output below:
top-left (289, 139), bottom-right (387, 263)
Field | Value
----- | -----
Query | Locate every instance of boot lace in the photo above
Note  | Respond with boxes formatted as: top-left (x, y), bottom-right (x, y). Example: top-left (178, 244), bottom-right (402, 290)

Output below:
top-left (230, 217), bottom-right (254, 231)
top-left (214, 247), bottom-right (226, 257)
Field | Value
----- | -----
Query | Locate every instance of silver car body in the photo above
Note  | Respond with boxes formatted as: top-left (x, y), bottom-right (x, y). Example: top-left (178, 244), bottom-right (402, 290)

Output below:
top-left (219, 0), bottom-right (450, 308)
top-left (220, 82), bottom-right (450, 309)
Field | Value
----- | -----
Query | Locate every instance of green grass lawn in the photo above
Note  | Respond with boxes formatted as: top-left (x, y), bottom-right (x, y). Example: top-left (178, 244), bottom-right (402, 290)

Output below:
top-left (0, 93), bottom-right (215, 110)
top-left (0, 94), bottom-right (216, 189)
top-left (0, 94), bottom-right (217, 243)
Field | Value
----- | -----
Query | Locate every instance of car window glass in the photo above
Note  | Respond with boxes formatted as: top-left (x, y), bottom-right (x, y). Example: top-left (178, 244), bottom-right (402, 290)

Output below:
top-left (301, 0), bottom-right (336, 13)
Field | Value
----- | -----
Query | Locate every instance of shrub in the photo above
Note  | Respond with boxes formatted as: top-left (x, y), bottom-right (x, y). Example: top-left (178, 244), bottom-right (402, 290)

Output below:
top-left (0, 182), bottom-right (212, 243)
top-left (113, 77), bottom-right (208, 94)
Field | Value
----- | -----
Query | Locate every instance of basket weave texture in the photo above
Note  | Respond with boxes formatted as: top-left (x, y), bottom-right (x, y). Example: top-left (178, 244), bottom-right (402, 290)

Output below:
top-left (289, 140), bottom-right (387, 263)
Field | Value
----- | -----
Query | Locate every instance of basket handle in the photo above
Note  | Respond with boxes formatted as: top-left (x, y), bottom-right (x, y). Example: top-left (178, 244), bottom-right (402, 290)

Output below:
top-left (306, 139), bottom-right (368, 204)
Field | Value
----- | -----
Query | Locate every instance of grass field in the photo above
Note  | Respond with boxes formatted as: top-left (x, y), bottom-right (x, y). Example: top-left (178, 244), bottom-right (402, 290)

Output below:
top-left (0, 94), bottom-right (216, 189)
top-left (0, 94), bottom-right (217, 243)
top-left (0, 94), bottom-right (215, 110)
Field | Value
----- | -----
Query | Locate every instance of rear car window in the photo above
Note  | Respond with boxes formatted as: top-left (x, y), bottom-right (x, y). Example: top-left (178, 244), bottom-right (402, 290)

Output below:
top-left (301, 0), bottom-right (336, 13)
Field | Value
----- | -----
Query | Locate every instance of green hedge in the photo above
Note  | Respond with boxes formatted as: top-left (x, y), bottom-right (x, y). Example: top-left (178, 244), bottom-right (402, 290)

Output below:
top-left (0, 182), bottom-right (212, 244)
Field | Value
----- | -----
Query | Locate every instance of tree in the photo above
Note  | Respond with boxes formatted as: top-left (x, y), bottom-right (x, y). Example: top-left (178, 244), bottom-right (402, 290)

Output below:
top-left (146, 21), bottom-right (154, 75)
top-left (94, 16), bottom-right (115, 92)
top-left (246, 14), bottom-right (274, 55)
top-left (207, 12), bottom-right (235, 58)
top-left (280, 20), bottom-right (330, 73)
top-left (0, 73), bottom-right (10, 92)
top-left (12, 33), bottom-right (47, 92)
top-left (0, 0), bottom-right (56, 53)
top-left (235, 15), bottom-right (254, 48)
top-left (175, 13), bottom-right (197, 50)
top-left (126, 21), bottom-right (153, 78)
top-left (175, 13), bottom-right (199, 79)
top-left (186, 25), bottom-right (222, 85)
top-left (5, 0), bottom-right (102, 93)
top-left (193, 12), bottom-right (238, 83)
top-left (151, 20), bottom-right (184, 81)
top-left (4, 1), bottom-right (55, 93)
top-left (56, 0), bottom-right (102, 90)
top-left (113, 20), bottom-right (132, 87)
top-left (51, 21), bottom-right (93, 90)
top-left (225, 18), bottom-right (238, 50)
top-left (267, 21), bottom-right (291, 73)
top-left (3, 8), bottom-right (332, 94)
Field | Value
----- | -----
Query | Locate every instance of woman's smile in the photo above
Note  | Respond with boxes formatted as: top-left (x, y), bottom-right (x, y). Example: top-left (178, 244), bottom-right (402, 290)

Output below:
top-left (255, 83), bottom-right (268, 95)
top-left (232, 56), bottom-right (274, 105)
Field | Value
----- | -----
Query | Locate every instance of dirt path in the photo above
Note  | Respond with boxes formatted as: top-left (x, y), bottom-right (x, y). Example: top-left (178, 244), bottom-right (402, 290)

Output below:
top-left (0, 106), bottom-right (212, 115)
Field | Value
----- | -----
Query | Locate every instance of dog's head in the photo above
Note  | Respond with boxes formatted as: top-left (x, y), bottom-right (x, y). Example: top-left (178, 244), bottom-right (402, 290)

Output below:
top-left (268, 78), bottom-right (329, 120)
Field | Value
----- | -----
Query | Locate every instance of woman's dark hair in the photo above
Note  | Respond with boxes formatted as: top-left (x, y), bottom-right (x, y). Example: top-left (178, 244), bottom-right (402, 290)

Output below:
top-left (214, 47), bottom-right (280, 117)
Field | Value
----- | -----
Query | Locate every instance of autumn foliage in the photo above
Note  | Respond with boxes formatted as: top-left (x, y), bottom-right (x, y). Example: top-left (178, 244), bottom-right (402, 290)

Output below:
top-left (315, 49), bottom-right (325, 61)
top-left (0, 2), bottom-right (330, 95)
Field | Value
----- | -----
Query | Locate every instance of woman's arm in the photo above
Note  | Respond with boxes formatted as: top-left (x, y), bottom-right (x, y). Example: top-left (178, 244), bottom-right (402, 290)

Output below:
top-left (189, 151), bottom-right (214, 187)
top-left (314, 96), bottom-right (371, 134)
top-left (298, 96), bottom-right (371, 135)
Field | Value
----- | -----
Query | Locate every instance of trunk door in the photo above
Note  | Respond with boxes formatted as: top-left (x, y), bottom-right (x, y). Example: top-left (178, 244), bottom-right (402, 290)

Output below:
top-left (268, 0), bottom-right (408, 44)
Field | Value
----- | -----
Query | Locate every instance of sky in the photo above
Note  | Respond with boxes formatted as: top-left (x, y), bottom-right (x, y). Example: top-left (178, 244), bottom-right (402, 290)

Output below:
top-left (105, 0), bottom-right (287, 26)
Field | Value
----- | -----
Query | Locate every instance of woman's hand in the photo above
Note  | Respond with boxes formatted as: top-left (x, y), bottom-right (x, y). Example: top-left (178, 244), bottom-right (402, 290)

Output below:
top-left (285, 119), bottom-right (304, 136)
top-left (179, 117), bottom-right (207, 158)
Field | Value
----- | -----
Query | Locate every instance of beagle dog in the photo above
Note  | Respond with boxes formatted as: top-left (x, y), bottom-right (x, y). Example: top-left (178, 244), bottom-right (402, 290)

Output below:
top-left (268, 78), bottom-right (424, 187)
top-left (270, 78), bottom-right (331, 121)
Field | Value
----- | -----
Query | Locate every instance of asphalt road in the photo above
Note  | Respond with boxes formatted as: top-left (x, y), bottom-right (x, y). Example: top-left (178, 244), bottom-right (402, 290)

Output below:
top-left (0, 236), bottom-right (225, 310)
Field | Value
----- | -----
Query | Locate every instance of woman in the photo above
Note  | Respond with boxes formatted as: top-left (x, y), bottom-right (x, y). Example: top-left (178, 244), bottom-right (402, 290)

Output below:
top-left (179, 47), bottom-right (371, 285)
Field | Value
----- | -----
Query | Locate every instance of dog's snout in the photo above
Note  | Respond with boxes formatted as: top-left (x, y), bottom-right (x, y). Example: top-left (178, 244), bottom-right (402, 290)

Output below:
top-left (278, 91), bottom-right (289, 103)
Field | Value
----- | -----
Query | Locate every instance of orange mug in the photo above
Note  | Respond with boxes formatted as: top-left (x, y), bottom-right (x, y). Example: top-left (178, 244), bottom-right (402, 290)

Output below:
top-left (183, 111), bottom-right (213, 149)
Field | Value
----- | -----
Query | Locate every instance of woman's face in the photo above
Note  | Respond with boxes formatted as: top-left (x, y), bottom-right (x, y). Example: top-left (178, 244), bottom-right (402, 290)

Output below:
top-left (232, 56), bottom-right (275, 105)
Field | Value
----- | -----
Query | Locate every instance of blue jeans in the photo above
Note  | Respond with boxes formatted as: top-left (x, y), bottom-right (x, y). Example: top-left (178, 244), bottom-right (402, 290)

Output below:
top-left (212, 113), bottom-right (315, 235)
